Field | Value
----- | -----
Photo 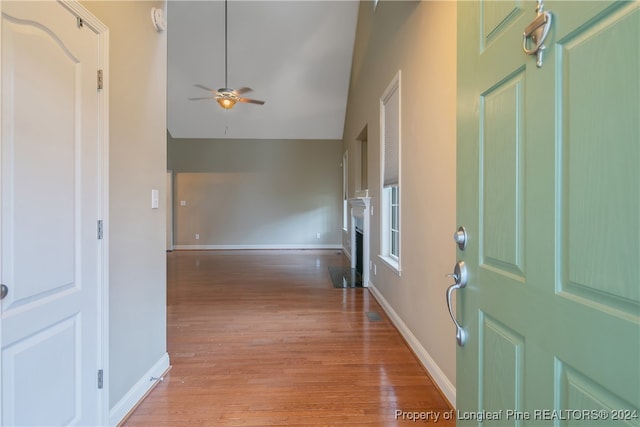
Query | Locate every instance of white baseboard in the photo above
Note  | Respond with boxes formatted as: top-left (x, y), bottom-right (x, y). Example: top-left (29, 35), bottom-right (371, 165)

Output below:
top-left (109, 352), bottom-right (170, 426)
top-left (368, 283), bottom-right (456, 407)
top-left (173, 244), bottom-right (342, 250)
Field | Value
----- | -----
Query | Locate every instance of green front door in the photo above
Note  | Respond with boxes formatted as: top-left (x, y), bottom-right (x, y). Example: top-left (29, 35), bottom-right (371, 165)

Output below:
top-left (456, 1), bottom-right (639, 425)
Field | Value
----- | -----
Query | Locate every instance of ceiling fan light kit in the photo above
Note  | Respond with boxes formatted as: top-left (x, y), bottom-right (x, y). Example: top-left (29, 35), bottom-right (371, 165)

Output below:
top-left (189, 0), bottom-right (265, 111)
top-left (216, 90), bottom-right (237, 110)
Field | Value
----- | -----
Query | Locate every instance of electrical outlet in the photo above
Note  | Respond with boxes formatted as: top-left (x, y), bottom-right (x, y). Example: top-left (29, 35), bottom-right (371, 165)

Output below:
top-left (180, 200), bottom-right (187, 206)
top-left (195, 234), bottom-right (200, 240)
top-left (316, 232), bottom-right (321, 239)
top-left (373, 263), bottom-right (377, 275)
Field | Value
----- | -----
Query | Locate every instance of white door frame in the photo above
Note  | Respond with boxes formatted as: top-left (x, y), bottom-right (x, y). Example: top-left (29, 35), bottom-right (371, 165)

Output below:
top-left (0, 1), bottom-right (110, 423)
top-left (167, 170), bottom-right (174, 251)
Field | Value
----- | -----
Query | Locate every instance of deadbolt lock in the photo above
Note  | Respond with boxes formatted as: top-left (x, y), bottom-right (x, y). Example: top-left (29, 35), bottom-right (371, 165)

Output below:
top-left (453, 226), bottom-right (467, 250)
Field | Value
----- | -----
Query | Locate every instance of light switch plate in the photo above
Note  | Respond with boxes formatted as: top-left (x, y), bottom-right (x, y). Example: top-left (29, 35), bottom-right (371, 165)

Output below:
top-left (151, 189), bottom-right (159, 209)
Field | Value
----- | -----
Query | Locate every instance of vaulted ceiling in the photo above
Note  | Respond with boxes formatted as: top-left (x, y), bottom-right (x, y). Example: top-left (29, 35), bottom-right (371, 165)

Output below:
top-left (167, 1), bottom-right (359, 140)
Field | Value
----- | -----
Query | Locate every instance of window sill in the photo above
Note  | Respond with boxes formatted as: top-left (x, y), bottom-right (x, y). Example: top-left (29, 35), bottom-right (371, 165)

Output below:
top-left (378, 254), bottom-right (401, 277)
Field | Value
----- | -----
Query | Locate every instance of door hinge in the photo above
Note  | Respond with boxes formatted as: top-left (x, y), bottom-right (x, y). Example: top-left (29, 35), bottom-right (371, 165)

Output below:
top-left (97, 220), bottom-right (103, 240)
top-left (97, 69), bottom-right (103, 90)
top-left (97, 369), bottom-right (104, 389)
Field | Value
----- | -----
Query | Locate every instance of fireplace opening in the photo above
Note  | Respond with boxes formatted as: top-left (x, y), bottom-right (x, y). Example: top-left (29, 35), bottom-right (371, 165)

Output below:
top-left (355, 226), bottom-right (364, 277)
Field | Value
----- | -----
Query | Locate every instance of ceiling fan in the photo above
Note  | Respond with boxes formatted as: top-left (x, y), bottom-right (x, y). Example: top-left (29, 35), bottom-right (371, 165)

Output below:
top-left (189, 0), bottom-right (265, 110)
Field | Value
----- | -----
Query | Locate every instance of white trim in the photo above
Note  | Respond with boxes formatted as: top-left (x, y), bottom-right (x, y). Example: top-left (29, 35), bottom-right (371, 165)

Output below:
top-left (60, 3), bottom-right (111, 423)
top-left (173, 244), bottom-right (343, 250)
top-left (166, 170), bottom-right (173, 251)
top-left (368, 283), bottom-right (456, 408)
top-left (380, 71), bottom-right (402, 271)
top-left (109, 353), bottom-right (170, 427)
top-left (342, 223), bottom-right (352, 261)
top-left (0, 6), bottom-right (4, 423)
top-left (342, 150), bottom-right (349, 230)
top-left (349, 197), bottom-right (371, 287)
top-left (92, 9), bottom-right (110, 426)
top-left (377, 254), bottom-right (401, 276)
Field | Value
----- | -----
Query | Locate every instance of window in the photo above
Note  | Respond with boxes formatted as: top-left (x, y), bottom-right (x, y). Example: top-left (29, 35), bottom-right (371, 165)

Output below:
top-left (342, 150), bottom-right (348, 231)
top-left (390, 185), bottom-right (399, 258)
top-left (380, 71), bottom-right (401, 273)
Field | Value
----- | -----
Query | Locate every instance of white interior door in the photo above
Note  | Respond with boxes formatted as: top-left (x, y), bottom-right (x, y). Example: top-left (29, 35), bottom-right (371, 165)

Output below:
top-left (1, 1), bottom-right (107, 425)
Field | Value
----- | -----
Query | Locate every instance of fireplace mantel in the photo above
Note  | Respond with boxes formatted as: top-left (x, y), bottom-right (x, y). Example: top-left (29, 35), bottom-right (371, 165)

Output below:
top-left (349, 196), bottom-right (369, 214)
top-left (348, 197), bottom-right (371, 287)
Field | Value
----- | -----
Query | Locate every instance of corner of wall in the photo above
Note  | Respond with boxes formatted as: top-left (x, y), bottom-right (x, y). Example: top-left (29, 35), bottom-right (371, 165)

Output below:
top-left (109, 353), bottom-right (170, 426)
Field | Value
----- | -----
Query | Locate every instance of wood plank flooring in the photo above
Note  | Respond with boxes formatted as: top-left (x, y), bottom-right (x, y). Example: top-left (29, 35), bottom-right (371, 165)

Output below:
top-left (122, 250), bottom-right (454, 426)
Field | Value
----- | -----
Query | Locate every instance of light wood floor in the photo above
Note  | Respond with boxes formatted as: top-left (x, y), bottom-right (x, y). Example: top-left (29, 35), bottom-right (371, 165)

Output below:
top-left (122, 250), bottom-right (454, 426)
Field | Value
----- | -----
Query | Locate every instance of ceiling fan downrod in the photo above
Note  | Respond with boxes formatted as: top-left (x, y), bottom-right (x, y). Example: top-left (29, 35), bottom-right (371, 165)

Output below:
top-left (189, 0), bottom-right (266, 110)
top-left (224, 0), bottom-right (228, 90)
top-left (216, 0), bottom-right (235, 110)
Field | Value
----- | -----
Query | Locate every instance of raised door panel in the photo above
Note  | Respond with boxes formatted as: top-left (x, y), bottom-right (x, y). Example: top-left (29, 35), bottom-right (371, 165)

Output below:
top-left (553, 1), bottom-right (640, 412)
top-left (480, 69), bottom-right (526, 279)
top-left (2, 12), bottom-right (78, 307)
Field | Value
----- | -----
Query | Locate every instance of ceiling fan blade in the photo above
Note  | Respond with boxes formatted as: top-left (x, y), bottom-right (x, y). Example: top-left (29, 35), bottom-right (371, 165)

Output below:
top-left (194, 84), bottom-right (216, 92)
top-left (188, 96), bottom-right (216, 100)
top-left (239, 98), bottom-right (265, 105)
top-left (234, 87), bottom-right (253, 95)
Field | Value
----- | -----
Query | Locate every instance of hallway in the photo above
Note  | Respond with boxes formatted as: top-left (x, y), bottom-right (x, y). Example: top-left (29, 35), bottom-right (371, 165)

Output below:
top-left (122, 250), bottom-right (453, 426)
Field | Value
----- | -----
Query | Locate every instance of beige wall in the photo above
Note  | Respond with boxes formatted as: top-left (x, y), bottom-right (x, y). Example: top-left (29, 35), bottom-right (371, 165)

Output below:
top-left (168, 136), bottom-right (342, 248)
top-left (81, 0), bottom-right (168, 416)
top-left (342, 1), bottom-right (458, 402)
